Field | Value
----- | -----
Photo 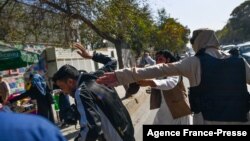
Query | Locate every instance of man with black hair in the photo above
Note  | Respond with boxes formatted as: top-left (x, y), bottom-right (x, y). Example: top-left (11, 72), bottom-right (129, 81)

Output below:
top-left (137, 50), bottom-right (191, 125)
top-left (52, 43), bottom-right (134, 141)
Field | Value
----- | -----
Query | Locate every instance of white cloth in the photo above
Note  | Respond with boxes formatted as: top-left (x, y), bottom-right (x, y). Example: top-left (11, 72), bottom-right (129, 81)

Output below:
top-left (144, 56), bottom-right (156, 65)
top-left (152, 76), bottom-right (191, 125)
top-left (152, 76), bottom-right (179, 90)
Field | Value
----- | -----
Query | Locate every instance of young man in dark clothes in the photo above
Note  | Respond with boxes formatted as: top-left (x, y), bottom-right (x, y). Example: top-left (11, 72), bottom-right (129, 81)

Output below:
top-left (53, 43), bottom-right (135, 141)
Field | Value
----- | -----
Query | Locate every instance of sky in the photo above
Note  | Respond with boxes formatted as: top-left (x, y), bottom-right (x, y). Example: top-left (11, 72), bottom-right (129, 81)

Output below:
top-left (147, 0), bottom-right (246, 32)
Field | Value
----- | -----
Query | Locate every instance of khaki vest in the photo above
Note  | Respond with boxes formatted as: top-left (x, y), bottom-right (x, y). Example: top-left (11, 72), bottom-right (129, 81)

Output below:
top-left (150, 77), bottom-right (191, 119)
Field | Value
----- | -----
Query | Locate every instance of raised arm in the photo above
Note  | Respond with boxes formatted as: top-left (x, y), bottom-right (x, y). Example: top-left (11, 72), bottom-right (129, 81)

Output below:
top-left (74, 43), bottom-right (117, 73)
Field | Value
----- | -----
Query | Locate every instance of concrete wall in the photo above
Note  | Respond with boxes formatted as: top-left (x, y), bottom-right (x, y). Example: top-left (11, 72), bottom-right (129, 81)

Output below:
top-left (45, 47), bottom-right (118, 87)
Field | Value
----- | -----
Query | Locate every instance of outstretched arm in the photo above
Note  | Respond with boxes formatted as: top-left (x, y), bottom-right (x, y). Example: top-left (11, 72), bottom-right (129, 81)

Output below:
top-left (151, 76), bottom-right (179, 90)
top-left (96, 72), bottom-right (119, 87)
top-left (8, 90), bottom-right (30, 103)
top-left (97, 63), bottom-right (183, 87)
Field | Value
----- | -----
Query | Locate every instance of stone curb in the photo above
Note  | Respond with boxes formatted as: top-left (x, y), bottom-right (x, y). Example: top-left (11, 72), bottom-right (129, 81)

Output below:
top-left (122, 87), bottom-right (148, 116)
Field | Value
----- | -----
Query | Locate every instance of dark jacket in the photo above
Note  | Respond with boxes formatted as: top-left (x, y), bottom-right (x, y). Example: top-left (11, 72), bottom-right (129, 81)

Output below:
top-left (75, 52), bottom-right (135, 141)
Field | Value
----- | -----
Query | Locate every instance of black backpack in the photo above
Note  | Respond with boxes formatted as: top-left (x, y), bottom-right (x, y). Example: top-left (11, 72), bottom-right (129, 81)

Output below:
top-left (64, 104), bottom-right (80, 126)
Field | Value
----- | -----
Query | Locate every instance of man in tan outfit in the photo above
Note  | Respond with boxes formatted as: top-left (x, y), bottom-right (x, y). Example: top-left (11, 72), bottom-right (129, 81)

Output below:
top-left (97, 28), bottom-right (250, 125)
top-left (138, 50), bottom-right (191, 125)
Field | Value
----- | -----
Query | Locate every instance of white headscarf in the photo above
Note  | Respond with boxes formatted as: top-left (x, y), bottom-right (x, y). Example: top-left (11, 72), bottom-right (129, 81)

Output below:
top-left (191, 28), bottom-right (220, 53)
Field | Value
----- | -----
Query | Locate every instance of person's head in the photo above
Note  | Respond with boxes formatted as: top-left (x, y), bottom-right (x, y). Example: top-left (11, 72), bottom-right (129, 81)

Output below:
top-left (155, 50), bottom-right (177, 64)
top-left (143, 50), bottom-right (150, 57)
top-left (23, 72), bottom-right (34, 90)
top-left (190, 28), bottom-right (220, 53)
top-left (23, 72), bottom-right (33, 83)
top-left (52, 65), bottom-right (80, 95)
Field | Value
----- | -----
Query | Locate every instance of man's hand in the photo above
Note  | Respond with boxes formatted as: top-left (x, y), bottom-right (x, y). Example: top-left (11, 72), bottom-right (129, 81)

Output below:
top-left (74, 43), bottom-right (93, 59)
top-left (137, 79), bottom-right (156, 87)
top-left (96, 72), bottom-right (119, 87)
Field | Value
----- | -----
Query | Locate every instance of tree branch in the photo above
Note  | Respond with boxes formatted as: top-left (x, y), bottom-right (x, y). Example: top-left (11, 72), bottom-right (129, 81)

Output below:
top-left (14, 0), bottom-right (118, 44)
top-left (65, 0), bottom-right (71, 13)
top-left (41, 0), bottom-right (117, 43)
top-left (0, 0), bottom-right (9, 13)
top-left (71, 14), bottom-right (117, 43)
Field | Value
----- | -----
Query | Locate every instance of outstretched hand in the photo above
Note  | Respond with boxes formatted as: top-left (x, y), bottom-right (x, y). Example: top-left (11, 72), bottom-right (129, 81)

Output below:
top-left (74, 43), bottom-right (93, 59)
top-left (96, 72), bottom-right (119, 87)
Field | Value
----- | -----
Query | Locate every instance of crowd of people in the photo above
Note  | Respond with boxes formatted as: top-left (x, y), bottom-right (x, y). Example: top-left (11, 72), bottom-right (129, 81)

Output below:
top-left (0, 28), bottom-right (250, 141)
top-left (97, 28), bottom-right (250, 125)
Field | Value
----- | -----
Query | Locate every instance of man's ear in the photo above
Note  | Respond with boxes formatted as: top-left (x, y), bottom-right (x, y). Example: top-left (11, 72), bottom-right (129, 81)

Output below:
top-left (67, 78), bottom-right (76, 86)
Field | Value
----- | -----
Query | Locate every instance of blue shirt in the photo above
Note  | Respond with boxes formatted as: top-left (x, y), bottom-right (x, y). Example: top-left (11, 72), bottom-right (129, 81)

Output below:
top-left (0, 112), bottom-right (66, 141)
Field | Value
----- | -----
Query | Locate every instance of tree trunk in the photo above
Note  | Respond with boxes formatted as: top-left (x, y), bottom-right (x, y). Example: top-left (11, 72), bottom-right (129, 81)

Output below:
top-left (114, 40), bottom-right (131, 69)
top-left (114, 41), bottom-right (124, 69)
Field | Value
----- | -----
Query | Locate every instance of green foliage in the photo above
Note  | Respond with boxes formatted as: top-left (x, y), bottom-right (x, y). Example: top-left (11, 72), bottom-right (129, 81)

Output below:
top-left (93, 0), bottom-right (154, 48)
top-left (152, 9), bottom-right (190, 53)
top-left (0, 0), bottom-right (190, 66)
top-left (217, 1), bottom-right (250, 44)
top-left (80, 23), bottom-right (106, 49)
top-left (0, 1), bottom-right (72, 46)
